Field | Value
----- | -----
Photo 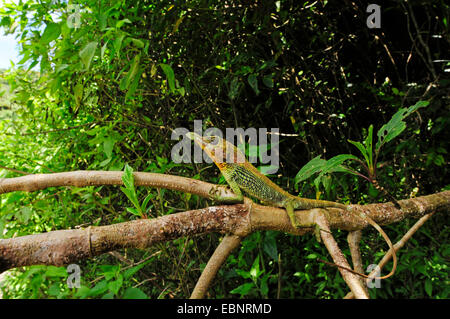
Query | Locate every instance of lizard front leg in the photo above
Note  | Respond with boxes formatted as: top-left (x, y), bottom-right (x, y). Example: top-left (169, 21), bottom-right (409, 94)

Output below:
top-left (209, 181), bottom-right (244, 204)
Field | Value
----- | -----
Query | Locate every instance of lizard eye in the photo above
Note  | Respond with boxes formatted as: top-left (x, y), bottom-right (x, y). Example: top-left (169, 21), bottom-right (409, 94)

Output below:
top-left (207, 136), bottom-right (220, 145)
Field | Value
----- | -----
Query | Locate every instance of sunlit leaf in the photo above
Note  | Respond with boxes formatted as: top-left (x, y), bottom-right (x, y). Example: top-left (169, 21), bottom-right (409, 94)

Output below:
top-left (79, 41), bottom-right (98, 70)
top-left (40, 23), bottom-right (60, 44)
top-left (160, 63), bottom-right (176, 93)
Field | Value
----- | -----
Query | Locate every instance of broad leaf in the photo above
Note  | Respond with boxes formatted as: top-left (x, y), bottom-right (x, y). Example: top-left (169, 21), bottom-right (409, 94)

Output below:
top-left (123, 287), bottom-right (147, 299)
top-left (228, 77), bottom-right (241, 100)
top-left (319, 154), bottom-right (359, 175)
top-left (248, 74), bottom-right (260, 95)
top-left (376, 100), bottom-right (429, 152)
top-left (348, 139), bottom-right (369, 167)
top-left (295, 156), bottom-right (326, 184)
top-left (40, 23), bottom-right (61, 44)
top-left (160, 63), bottom-right (175, 93)
top-left (79, 41), bottom-right (98, 70)
top-left (230, 282), bottom-right (254, 296)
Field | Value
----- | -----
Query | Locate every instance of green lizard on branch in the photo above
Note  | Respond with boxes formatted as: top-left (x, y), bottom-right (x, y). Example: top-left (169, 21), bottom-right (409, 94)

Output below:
top-left (187, 132), bottom-right (397, 280)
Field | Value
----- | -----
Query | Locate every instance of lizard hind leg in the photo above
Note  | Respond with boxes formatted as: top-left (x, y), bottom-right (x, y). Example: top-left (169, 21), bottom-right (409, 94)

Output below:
top-left (286, 203), bottom-right (324, 242)
top-left (285, 201), bottom-right (301, 228)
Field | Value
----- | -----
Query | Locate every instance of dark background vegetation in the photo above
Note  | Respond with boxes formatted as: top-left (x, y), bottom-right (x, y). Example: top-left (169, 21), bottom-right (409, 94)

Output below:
top-left (0, 0), bottom-right (448, 298)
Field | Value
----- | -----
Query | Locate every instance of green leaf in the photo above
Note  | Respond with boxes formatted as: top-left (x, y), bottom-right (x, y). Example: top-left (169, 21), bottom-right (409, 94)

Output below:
top-left (228, 77), bottom-right (241, 100)
top-left (235, 269), bottom-right (252, 279)
top-left (79, 41), bottom-right (98, 70)
top-left (141, 193), bottom-right (154, 212)
top-left (48, 283), bottom-right (62, 296)
top-left (45, 266), bottom-right (67, 277)
top-left (124, 54), bottom-right (141, 90)
top-left (262, 74), bottom-right (274, 88)
top-left (126, 207), bottom-right (140, 216)
top-left (249, 256), bottom-right (261, 280)
top-left (40, 23), bottom-right (61, 44)
top-left (406, 100), bottom-right (429, 115)
top-left (74, 82), bottom-right (83, 107)
top-left (263, 232), bottom-right (278, 260)
top-left (18, 206), bottom-right (32, 223)
top-left (121, 165), bottom-right (144, 216)
top-left (114, 34), bottom-right (125, 58)
top-left (376, 110), bottom-right (406, 152)
top-left (103, 137), bottom-right (115, 158)
top-left (108, 275), bottom-right (123, 295)
top-left (320, 154), bottom-right (359, 175)
top-left (123, 260), bottom-right (152, 280)
top-left (425, 279), bottom-right (432, 297)
top-left (98, 13), bottom-right (108, 30)
top-left (116, 19), bottom-right (131, 29)
top-left (125, 67), bottom-right (143, 100)
top-left (101, 41), bottom-right (109, 60)
top-left (230, 282), bottom-right (254, 296)
top-left (89, 280), bottom-right (109, 297)
top-left (294, 156), bottom-right (326, 184)
top-left (348, 139), bottom-right (370, 166)
top-left (123, 287), bottom-right (147, 299)
top-left (365, 125), bottom-right (374, 169)
top-left (248, 74), bottom-right (260, 95)
top-left (122, 164), bottom-right (134, 189)
top-left (74, 286), bottom-right (91, 298)
top-left (376, 101), bottom-right (429, 153)
top-left (160, 63), bottom-right (176, 93)
top-left (102, 292), bottom-right (115, 299)
top-left (130, 38), bottom-right (145, 48)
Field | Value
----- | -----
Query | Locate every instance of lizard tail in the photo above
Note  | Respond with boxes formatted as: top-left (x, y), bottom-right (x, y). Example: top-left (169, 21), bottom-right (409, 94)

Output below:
top-left (319, 207), bottom-right (397, 281)
top-left (357, 211), bottom-right (397, 280)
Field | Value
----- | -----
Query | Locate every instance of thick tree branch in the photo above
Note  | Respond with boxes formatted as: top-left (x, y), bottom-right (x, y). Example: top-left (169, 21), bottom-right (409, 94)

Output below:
top-left (0, 204), bottom-right (251, 272)
top-left (0, 171), bottom-right (448, 298)
top-left (0, 188), bottom-right (448, 272)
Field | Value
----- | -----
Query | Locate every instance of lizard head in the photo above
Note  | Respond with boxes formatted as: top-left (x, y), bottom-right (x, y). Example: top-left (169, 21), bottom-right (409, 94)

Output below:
top-left (186, 132), bottom-right (246, 167)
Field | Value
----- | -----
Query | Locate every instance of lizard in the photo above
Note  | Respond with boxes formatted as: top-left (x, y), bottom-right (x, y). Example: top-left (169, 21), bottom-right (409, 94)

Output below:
top-left (187, 132), bottom-right (397, 280)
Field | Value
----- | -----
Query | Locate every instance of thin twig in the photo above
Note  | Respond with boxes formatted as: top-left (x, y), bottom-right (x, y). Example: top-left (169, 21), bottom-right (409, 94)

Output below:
top-left (0, 165), bottom-right (31, 175)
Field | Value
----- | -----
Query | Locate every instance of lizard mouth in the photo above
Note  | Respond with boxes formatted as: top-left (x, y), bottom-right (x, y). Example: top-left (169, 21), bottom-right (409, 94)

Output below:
top-left (186, 132), bottom-right (245, 164)
top-left (186, 133), bottom-right (230, 163)
top-left (186, 132), bottom-right (220, 158)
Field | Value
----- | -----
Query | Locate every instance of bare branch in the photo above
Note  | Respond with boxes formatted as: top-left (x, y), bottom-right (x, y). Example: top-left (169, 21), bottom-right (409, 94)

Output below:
top-left (190, 234), bottom-right (243, 299)
top-left (347, 231), bottom-right (364, 274)
top-left (344, 212), bottom-right (435, 299)
top-left (0, 204), bottom-right (251, 272)
top-left (314, 210), bottom-right (369, 299)
top-left (0, 171), bottom-right (240, 203)
top-left (346, 230), bottom-right (368, 298)
top-left (0, 188), bottom-right (448, 272)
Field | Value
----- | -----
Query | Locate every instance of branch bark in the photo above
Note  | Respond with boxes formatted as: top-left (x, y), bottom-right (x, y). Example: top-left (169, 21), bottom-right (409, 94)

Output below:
top-left (0, 171), bottom-right (448, 297)
top-left (0, 190), bottom-right (447, 272)
top-left (347, 230), bottom-right (368, 296)
top-left (344, 212), bottom-right (435, 299)
top-left (314, 210), bottom-right (369, 299)
top-left (190, 234), bottom-right (243, 299)
top-left (0, 171), bottom-right (240, 203)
